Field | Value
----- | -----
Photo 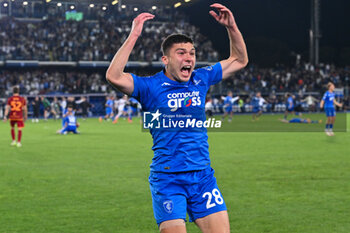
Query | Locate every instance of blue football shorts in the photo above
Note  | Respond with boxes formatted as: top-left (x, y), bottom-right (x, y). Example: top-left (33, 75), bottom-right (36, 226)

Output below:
top-left (149, 167), bottom-right (227, 225)
top-left (253, 106), bottom-right (261, 113)
top-left (224, 107), bottom-right (233, 113)
top-left (325, 107), bottom-right (336, 117)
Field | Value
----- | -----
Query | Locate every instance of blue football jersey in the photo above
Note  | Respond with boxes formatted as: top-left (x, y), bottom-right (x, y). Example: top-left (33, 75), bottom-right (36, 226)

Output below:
top-left (224, 96), bottom-right (233, 107)
top-left (322, 91), bottom-right (335, 109)
top-left (287, 96), bottom-right (294, 108)
top-left (131, 62), bottom-right (222, 173)
top-left (106, 99), bottom-right (114, 109)
top-left (63, 115), bottom-right (77, 128)
top-left (251, 96), bottom-right (259, 107)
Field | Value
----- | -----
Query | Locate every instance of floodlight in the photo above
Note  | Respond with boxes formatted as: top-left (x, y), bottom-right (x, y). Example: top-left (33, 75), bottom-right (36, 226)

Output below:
top-left (174, 2), bottom-right (181, 8)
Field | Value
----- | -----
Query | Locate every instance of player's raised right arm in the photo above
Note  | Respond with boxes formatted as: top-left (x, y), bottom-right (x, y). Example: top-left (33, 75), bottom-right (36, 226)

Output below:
top-left (106, 13), bottom-right (155, 96)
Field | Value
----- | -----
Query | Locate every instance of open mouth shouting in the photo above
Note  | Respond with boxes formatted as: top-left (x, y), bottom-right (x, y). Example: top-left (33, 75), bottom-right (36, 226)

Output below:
top-left (180, 65), bottom-right (192, 78)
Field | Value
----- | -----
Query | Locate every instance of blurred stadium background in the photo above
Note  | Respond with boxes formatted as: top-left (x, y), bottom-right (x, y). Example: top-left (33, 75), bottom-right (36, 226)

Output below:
top-left (0, 0), bottom-right (349, 117)
top-left (0, 0), bottom-right (350, 232)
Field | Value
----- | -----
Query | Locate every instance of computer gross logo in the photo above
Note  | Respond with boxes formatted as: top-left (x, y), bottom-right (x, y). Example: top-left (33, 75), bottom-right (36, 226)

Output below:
top-left (167, 91), bottom-right (201, 112)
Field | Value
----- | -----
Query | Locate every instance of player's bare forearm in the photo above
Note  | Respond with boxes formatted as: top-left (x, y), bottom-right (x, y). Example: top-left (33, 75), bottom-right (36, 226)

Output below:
top-left (106, 35), bottom-right (138, 95)
top-left (334, 100), bottom-right (343, 108)
top-left (320, 100), bottom-right (324, 109)
top-left (210, 3), bottom-right (248, 79)
top-left (106, 13), bottom-right (154, 95)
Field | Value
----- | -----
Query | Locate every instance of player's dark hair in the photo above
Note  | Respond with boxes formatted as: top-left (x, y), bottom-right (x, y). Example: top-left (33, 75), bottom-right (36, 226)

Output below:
top-left (161, 34), bottom-right (194, 55)
top-left (13, 86), bottom-right (19, 94)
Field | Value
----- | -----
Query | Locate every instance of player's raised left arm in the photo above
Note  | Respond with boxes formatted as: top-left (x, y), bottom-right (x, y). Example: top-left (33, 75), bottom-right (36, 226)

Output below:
top-left (106, 13), bottom-right (155, 95)
top-left (210, 3), bottom-right (248, 80)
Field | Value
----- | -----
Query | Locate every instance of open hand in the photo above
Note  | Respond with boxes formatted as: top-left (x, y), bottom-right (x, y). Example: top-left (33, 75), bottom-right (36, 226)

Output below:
top-left (209, 3), bottom-right (236, 30)
top-left (131, 13), bottom-right (155, 37)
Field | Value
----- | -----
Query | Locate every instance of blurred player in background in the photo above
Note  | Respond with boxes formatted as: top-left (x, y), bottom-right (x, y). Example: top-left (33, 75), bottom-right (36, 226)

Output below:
top-left (105, 3), bottom-right (248, 233)
top-left (40, 96), bottom-right (51, 121)
top-left (57, 105), bottom-right (80, 135)
top-left (221, 91), bottom-right (239, 122)
top-left (51, 97), bottom-right (61, 120)
top-left (76, 96), bottom-right (92, 120)
top-left (99, 95), bottom-right (114, 122)
top-left (60, 97), bottom-right (67, 116)
top-left (284, 93), bottom-right (295, 119)
top-left (113, 95), bottom-right (132, 124)
top-left (31, 96), bottom-right (40, 123)
top-left (251, 92), bottom-right (267, 121)
top-left (205, 96), bottom-right (214, 117)
top-left (3, 86), bottom-right (27, 147)
top-left (279, 118), bottom-right (322, 124)
top-left (320, 82), bottom-right (343, 136)
top-left (302, 94), bottom-right (319, 112)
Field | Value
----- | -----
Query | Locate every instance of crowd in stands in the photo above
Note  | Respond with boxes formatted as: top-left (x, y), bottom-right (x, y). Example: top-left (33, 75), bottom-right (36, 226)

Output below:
top-left (0, 5), bottom-right (218, 62)
top-left (1, 62), bottom-right (348, 96)
top-left (219, 63), bottom-right (350, 95)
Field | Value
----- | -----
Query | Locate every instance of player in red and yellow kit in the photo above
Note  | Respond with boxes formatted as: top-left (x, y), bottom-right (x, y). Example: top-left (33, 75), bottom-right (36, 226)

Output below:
top-left (3, 86), bottom-right (28, 147)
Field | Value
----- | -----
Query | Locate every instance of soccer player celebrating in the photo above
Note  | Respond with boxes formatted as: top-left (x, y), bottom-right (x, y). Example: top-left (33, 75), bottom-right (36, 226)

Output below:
top-left (57, 105), bottom-right (80, 135)
top-left (251, 92), bottom-right (267, 121)
top-left (106, 3), bottom-right (248, 233)
top-left (221, 91), bottom-right (239, 122)
top-left (113, 95), bottom-right (132, 124)
top-left (284, 93), bottom-right (295, 119)
top-left (320, 82), bottom-right (343, 136)
top-left (3, 86), bottom-right (27, 147)
top-left (99, 95), bottom-right (114, 122)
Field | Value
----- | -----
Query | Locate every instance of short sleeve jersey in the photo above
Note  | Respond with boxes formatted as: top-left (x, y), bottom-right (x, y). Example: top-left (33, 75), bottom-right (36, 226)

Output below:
top-left (106, 99), bottom-right (114, 110)
top-left (251, 96), bottom-right (259, 107)
top-left (131, 62), bottom-right (222, 173)
top-left (287, 96), bottom-right (294, 108)
top-left (224, 96), bottom-right (233, 107)
top-left (322, 91), bottom-right (335, 109)
top-left (7, 95), bottom-right (26, 121)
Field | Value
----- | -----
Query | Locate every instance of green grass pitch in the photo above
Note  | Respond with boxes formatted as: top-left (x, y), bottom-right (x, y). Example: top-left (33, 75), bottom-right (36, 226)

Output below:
top-left (0, 113), bottom-right (349, 233)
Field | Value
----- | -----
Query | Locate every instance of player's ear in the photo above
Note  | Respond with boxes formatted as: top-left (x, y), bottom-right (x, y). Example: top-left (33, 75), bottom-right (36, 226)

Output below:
top-left (161, 55), bottom-right (169, 66)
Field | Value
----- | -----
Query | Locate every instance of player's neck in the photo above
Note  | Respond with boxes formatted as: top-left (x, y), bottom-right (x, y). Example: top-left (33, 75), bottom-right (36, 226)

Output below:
top-left (164, 69), bottom-right (178, 82)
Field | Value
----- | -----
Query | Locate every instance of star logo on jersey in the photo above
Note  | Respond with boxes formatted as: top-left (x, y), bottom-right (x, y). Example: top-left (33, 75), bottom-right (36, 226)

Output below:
top-left (163, 200), bottom-right (173, 214)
